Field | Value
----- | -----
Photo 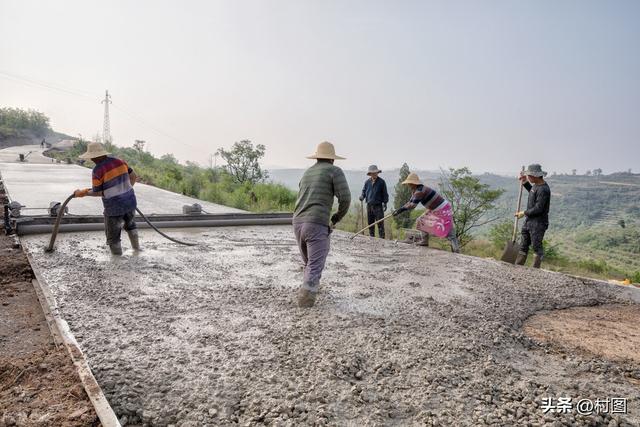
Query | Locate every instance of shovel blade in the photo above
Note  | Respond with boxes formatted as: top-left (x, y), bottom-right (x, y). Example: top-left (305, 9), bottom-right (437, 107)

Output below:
top-left (500, 241), bottom-right (519, 264)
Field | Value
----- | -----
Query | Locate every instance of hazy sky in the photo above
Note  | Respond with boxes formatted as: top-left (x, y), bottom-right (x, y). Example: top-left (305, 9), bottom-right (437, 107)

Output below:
top-left (1, 0), bottom-right (638, 174)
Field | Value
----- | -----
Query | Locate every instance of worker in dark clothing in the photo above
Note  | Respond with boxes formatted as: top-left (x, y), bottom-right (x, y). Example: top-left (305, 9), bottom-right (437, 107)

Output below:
top-left (359, 165), bottom-right (389, 239)
top-left (515, 164), bottom-right (551, 268)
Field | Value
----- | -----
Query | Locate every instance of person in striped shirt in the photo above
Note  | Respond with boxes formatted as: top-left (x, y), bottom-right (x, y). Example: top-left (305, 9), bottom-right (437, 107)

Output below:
top-left (393, 172), bottom-right (460, 253)
top-left (73, 142), bottom-right (139, 255)
top-left (293, 141), bottom-right (351, 308)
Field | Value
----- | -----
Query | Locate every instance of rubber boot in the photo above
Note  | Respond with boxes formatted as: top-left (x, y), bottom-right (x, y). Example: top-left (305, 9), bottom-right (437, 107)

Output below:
top-left (109, 242), bottom-right (123, 256)
top-left (297, 288), bottom-right (316, 308)
top-left (415, 233), bottom-right (430, 247)
top-left (532, 255), bottom-right (542, 269)
top-left (127, 229), bottom-right (140, 250)
top-left (515, 252), bottom-right (527, 266)
top-left (450, 238), bottom-right (460, 254)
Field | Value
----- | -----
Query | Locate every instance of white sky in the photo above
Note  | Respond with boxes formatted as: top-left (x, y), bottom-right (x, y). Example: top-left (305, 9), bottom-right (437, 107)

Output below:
top-left (1, 0), bottom-right (638, 174)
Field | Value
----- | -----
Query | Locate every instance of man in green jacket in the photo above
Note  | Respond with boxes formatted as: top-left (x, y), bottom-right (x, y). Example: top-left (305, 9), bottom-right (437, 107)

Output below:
top-left (293, 141), bottom-right (351, 308)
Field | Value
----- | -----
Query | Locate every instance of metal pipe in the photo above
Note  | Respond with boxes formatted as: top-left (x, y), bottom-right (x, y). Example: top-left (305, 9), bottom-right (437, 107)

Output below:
top-left (18, 218), bottom-right (292, 236)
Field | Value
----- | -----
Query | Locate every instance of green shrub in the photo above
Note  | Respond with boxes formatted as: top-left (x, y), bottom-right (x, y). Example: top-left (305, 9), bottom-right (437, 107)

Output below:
top-left (577, 259), bottom-right (610, 274)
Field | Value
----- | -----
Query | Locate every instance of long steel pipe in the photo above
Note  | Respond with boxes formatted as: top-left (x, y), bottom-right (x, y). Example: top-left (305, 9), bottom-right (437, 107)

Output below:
top-left (18, 217), bottom-right (292, 236)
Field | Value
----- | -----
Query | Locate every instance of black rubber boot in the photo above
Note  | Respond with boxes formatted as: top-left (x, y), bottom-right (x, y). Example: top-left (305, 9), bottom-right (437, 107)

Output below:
top-left (532, 255), bottom-right (542, 269)
top-left (109, 242), bottom-right (123, 256)
top-left (415, 233), bottom-right (430, 247)
top-left (127, 229), bottom-right (140, 250)
top-left (515, 252), bottom-right (527, 266)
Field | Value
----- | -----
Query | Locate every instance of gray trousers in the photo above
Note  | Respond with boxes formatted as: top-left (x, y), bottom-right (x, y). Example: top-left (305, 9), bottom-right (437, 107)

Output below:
top-left (294, 222), bottom-right (331, 293)
top-left (104, 210), bottom-right (137, 245)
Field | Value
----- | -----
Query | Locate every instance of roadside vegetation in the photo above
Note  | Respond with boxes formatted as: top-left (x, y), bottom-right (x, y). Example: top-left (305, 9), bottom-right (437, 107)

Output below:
top-left (47, 138), bottom-right (297, 213)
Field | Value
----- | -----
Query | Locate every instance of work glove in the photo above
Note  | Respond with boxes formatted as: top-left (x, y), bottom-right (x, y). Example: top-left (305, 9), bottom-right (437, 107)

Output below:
top-left (392, 209), bottom-right (401, 217)
top-left (74, 188), bottom-right (90, 198)
top-left (359, 195), bottom-right (364, 202)
top-left (382, 203), bottom-right (387, 212)
top-left (515, 211), bottom-right (526, 219)
top-left (330, 213), bottom-right (340, 226)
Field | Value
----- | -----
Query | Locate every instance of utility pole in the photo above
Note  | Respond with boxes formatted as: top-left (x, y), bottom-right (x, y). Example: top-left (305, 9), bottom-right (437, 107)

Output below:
top-left (101, 90), bottom-right (112, 144)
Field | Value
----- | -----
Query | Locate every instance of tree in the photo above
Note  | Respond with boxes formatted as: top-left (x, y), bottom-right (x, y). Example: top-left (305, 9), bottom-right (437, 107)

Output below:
top-left (572, 169), bottom-right (577, 176)
top-left (488, 220), bottom-right (514, 249)
top-left (133, 140), bottom-right (146, 152)
top-left (393, 163), bottom-right (413, 228)
top-left (217, 140), bottom-right (268, 184)
top-left (593, 168), bottom-right (603, 177)
top-left (439, 167), bottom-right (505, 247)
top-left (585, 170), bottom-right (592, 176)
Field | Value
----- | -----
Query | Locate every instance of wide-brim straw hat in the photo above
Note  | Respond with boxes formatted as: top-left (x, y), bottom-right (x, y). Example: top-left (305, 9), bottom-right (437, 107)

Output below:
top-left (79, 142), bottom-right (110, 160)
top-left (306, 141), bottom-right (345, 160)
top-left (367, 165), bottom-right (382, 175)
top-left (523, 163), bottom-right (547, 177)
top-left (401, 172), bottom-right (422, 186)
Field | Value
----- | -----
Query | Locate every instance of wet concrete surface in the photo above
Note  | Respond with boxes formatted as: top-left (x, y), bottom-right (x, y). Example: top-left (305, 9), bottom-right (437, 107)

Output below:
top-left (0, 161), bottom-right (244, 215)
top-left (20, 227), bottom-right (640, 426)
top-left (0, 144), bottom-right (53, 164)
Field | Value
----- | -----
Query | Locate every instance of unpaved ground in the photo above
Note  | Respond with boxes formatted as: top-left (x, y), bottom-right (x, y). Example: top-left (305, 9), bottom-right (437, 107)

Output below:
top-left (524, 304), bottom-right (640, 365)
top-left (21, 226), bottom-right (640, 426)
top-left (0, 231), bottom-right (99, 426)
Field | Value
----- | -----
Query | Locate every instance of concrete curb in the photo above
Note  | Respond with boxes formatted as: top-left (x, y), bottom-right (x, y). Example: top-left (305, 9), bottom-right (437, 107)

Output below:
top-left (26, 251), bottom-right (121, 427)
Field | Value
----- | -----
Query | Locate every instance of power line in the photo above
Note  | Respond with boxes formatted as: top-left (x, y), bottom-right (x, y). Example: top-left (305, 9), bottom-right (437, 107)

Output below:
top-left (0, 70), bottom-right (207, 156)
top-left (0, 69), bottom-right (100, 100)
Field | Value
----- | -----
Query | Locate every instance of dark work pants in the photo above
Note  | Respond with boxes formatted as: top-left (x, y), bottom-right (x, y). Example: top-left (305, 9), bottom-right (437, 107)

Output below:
top-left (367, 203), bottom-right (385, 238)
top-left (520, 220), bottom-right (547, 258)
top-left (104, 210), bottom-right (137, 245)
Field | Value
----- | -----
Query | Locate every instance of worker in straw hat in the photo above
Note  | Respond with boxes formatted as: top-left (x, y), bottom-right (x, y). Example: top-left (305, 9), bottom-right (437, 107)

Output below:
top-left (359, 164), bottom-right (389, 239)
top-left (293, 141), bottom-right (351, 308)
top-left (393, 172), bottom-right (460, 253)
top-left (515, 163), bottom-right (551, 268)
top-left (73, 142), bottom-right (139, 255)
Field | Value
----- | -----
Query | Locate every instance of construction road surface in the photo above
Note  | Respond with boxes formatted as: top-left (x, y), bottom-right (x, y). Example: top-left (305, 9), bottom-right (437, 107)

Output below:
top-left (2, 151), bottom-right (639, 426)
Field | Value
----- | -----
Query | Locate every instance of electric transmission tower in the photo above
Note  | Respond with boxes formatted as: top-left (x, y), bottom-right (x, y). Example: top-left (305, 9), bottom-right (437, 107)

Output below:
top-left (101, 90), bottom-right (112, 144)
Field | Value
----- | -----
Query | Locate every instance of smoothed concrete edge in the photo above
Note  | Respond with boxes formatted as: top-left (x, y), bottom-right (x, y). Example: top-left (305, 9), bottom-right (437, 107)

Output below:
top-left (26, 251), bottom-right (121, 427)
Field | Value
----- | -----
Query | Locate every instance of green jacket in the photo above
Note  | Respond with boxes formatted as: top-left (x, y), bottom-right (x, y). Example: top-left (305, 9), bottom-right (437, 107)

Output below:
top-left (293, 161), bottom-right (351, 226)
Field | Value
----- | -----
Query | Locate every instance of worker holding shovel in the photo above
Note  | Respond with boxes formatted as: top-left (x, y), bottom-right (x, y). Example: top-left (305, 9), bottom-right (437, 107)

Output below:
top-left (359, 165), bottom-right (389, 239)
top-left (515, 164), bottom-right (551, 268)
top-left (393, 172), bottom-right (460, 253)
top-left (72, 142), bottom-right (140, 255)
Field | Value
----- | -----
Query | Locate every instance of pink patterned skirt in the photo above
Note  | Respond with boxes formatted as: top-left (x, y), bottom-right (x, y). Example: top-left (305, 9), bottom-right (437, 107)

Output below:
top-left (415, 201), bottom-right (453, 238)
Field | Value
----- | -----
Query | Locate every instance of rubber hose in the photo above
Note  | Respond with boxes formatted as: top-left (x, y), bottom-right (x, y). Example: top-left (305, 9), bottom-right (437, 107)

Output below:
top-left (45, 193), bottom-right (75, 252)
top-left (135, 207), bottom-right (197, 246)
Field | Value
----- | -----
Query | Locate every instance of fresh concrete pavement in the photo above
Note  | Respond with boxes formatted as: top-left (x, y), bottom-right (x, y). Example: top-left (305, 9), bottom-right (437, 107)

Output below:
top-left (1, 147), bottom-right (638, 426)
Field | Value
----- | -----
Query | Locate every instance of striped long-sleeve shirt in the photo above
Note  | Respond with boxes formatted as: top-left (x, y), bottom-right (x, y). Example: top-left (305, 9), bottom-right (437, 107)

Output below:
top-left (92, 157), bottom-right (137, 216)
top-left (397, 184), bottom-right (445, 213)
top-left (293, 161), bottom-right (351, 226)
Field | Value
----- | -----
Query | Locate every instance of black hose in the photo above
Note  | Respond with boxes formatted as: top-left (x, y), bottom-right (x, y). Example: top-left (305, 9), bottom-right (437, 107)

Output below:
top-left (45, 194), bottom-right (197, 252)
top-left (45, 194), bottom-right (75, 252)
top-left (135, 208), bottom-right (197, 246)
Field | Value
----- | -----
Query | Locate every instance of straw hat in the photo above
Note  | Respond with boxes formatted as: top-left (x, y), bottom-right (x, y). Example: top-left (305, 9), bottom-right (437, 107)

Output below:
top-left (401, 172), bottom-right (422, 186)
top-left (79, 142), bottom-right (110, 160)
top-left (523, 163), bottom-right (547, 177)
top-left (306, 141), bottom-right (345, 160)
top-left (367, 165), bottom-right (382, 175)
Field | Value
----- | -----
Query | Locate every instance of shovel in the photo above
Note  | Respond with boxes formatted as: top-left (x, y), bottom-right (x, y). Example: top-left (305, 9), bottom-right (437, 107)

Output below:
top-left (501, 166), bottom-right (525, 263)
top-left (350, 212), bottom-right (394, 240)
